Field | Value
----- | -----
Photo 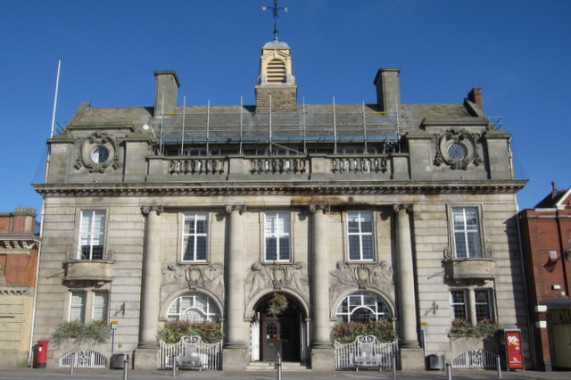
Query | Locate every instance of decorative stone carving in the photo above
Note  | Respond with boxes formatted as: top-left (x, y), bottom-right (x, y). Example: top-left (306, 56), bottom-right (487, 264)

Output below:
top-left (434, 128), bottom-right (482, 170)
top-left (0, 240), bottom-right (38, 250)
top-left (74, 132), bottom-right (120, 173)
top-left (329, 261), bottom-right (394, 308)
top-left (179, 263), bottom-right (225, 301)
top-left (225, 204), bottom-right (246, 214)
top-left (245, 262), bottom-right (309, 303)
top-left (140, 205), bottom-right (163, 215)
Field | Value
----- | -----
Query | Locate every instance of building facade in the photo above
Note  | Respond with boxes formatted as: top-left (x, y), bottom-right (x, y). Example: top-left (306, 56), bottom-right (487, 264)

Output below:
top-left (32, 38), bottom-right (529, 370)
top-left (520, 185), bottom-right (571, 371)
top-left (0, 207), bottom-right (40, 368)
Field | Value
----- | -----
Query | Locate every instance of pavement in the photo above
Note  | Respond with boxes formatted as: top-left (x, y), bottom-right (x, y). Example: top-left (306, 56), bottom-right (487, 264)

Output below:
top-left (0, 367), bottom-right (569, 380)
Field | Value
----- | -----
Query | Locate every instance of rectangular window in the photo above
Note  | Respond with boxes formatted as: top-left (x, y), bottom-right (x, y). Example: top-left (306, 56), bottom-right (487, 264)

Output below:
top-left (69, 291), bottom-right (86, 321)
top-left (475, 289), bottom-right (493, 321)
top-left (79, 210), bottom-right (106, 260)
top-left (182, 213), bottom-right (208, 262)
top-left (450, 290), bottom-right (467, 320)
top-left (265, 212), bottom-right (291, 261)
top-left (347, 211), bottom-right (374, 261)
top-left (92, 292), bottom-right (109, 322)
top-left (452, 207), bottom-right (482, 258)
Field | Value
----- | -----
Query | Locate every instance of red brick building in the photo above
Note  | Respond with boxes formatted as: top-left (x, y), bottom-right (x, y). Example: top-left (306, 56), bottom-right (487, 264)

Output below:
top-left (0, 207), bottom-right (41, 368)
top-left (520, 185), bottom-right (571, 371)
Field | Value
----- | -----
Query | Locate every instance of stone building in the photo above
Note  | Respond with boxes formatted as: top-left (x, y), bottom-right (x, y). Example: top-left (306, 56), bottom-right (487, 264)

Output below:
top-left (519, 185), bottom-right (571, 371)
top-left (32, 35), bottom-right (529, 371)
top-left (0, 207), bottom-right (40, 368)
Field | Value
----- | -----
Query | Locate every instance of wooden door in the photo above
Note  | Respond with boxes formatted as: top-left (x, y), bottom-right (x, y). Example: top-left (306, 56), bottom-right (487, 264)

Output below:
top-left (261, 316), bottom-right (281, 362)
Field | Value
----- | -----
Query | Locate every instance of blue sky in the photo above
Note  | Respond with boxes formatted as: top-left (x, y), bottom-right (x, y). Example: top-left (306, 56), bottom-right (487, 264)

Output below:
top-left (1, 0), bottom-right (569, 215)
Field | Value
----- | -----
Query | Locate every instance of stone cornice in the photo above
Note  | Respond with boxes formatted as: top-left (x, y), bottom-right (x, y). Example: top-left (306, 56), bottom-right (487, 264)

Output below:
top-left (33, 180), bottom-right (527, 197)
top-left (0, 236), bottom-right (41, 251)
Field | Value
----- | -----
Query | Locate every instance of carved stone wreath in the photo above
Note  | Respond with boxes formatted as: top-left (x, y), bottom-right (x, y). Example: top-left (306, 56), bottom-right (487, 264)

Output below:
top-left (434, 129), bottom-right (482, 170)
top-left (75, 132), bottom-right (120, 173)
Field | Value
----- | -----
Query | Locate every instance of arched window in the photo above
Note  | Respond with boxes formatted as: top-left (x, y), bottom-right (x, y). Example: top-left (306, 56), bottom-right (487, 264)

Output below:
top-left (266, 59), bottom-right (287, 83)
top-left (167, 293), bottom-right (220, 322)
top-left (336, 292), bottom-right (391, 323)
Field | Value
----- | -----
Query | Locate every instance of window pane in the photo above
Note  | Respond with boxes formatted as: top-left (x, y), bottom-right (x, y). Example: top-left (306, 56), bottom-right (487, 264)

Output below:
top-left (362, 236), bottom-right (374, 260)
top-left (70, 292), bottom-right (85, 321)
top-left (80, 211), bottom-right (106, 260)
top-left (183, 236), bottom-right (195, 261)
top-left (450, 290), bottom-right (467, 320)
top-left (475, 290), bottom-right (492, 320)
top-left (452, 208), bottom-right (481, 258)
top-left (336, 292), bottom-right (392, 323)
top-left (347, 211), bottom-right (375, 261)
top-left (348, 235), bottom-right (361, 260)
top-left (182, 213), bottom-right (208, 262)
top-left (265, 212), bottom-right (290, 261)
top-left (93, 292), bottom-right (108, 322)
top-left (196, 236), bottom-right (207, 260)
top-left (279, 237), bottom-right (290, 260)
top-left (266, 237), bottom-right (277, 260)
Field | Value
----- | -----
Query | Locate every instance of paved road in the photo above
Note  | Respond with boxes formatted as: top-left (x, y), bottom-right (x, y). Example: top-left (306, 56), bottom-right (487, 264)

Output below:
top-left (0, 368), bottom-right (569, 380)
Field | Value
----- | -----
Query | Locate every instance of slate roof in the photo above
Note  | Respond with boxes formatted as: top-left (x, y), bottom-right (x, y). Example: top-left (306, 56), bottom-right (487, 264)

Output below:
top-left (66, 101), bottom-right (482, 145)
top-left (534, 188), bottom-right (571, 208)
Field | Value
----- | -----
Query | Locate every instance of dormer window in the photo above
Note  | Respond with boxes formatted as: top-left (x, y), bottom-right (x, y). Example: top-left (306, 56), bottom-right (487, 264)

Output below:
top-left (266, 59), bottom-right (286, 83)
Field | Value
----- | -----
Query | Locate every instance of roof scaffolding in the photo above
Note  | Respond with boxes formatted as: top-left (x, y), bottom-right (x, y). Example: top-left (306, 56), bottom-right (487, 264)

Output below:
top-left (159, 103), bottom-right (400, 146)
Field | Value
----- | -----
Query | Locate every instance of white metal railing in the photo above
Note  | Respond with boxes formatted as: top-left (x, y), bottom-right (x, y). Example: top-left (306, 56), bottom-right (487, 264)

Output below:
top-left (157, 336), bottom-right (223, 370)
top-left (59, 350), bottom-right (107, 368)
top-left (334, 335), bottom-right (398, 370)
top-left (452, 349), bottom-right (497, 369)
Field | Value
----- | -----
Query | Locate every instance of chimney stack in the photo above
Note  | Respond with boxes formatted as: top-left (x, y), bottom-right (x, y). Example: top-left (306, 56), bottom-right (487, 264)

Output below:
top-left (154, 71), bottom-right (180, 116)
top-left (374, 68), bottom-right (401, 113)
top-left (467, 87), bottom-right (483, 110)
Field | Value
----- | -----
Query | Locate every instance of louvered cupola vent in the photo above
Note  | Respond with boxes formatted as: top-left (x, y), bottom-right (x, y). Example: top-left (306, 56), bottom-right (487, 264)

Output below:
top-left (266, 59), bottom-right (287, 83)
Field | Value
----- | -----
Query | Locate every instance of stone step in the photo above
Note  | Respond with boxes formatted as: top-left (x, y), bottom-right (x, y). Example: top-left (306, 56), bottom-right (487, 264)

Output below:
top-left (247, 361), bottom-right (310, 372)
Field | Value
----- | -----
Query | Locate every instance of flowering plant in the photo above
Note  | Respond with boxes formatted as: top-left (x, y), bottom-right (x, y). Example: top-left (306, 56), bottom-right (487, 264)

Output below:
top-left (157, 320), bottom-right (223, 343)
top-left (450, 318), bottom-right (499, 338)
top-left (51, 320), bottom-right (111, 345)
top-left (267, 292), bottom-right (288, 316)
top-left (331, 320), bottom-right (397, 343)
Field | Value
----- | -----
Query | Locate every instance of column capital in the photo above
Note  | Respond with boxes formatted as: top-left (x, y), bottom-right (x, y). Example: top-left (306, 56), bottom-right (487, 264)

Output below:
top-left (393, 203), bottom-right (412, 213)
top-left (308, 202), bottom-right (330, 214)
top-left (225, 204), bottom-right (246, 214)
top-left (140, 205), bottom-right (163, 216)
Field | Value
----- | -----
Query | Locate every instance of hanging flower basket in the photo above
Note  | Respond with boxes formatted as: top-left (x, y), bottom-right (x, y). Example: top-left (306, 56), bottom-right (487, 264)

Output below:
top-left (267, 292), bottom-right (288, 316)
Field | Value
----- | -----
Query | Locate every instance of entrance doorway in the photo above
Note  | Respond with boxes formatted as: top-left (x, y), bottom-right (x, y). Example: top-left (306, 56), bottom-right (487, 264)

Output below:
top-left (254, 294), bottom-right (303, 363)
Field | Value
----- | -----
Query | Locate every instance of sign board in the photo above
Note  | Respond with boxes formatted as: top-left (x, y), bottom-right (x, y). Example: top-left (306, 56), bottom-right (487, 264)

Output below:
top-left (504, 330), bottom-right (524, 369)
top-left (110, 321), bottom-right (118, 330)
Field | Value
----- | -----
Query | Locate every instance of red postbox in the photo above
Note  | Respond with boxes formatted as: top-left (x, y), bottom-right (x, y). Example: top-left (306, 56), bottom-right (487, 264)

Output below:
top-left (34, 340), bottom-right (49, 368)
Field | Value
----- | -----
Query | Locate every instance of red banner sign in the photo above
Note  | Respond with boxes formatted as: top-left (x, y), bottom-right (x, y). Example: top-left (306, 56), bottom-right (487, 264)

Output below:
top-left (505, 330), bottom-right (524, 369)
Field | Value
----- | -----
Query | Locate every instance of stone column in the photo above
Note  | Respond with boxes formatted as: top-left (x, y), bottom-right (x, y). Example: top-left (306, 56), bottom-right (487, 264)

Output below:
top-left (138, 206), bottom-right (163, 348)
top-left (134, 206), bottom-right (163, 370)
top-left (394, 204), bottom-right (419, 348)
top-left (309, 203), bottom-right (335, 370)
top-left (468, 287), bottom-right (477, 326)
top-left (223, 204), bottom-right (247, 370)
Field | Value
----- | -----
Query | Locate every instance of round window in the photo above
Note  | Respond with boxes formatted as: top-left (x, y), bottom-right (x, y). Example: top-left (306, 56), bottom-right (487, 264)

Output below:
top-left (90, 146), bottom-right (110, 163)
top-left (447, 143), bottom-right (467, 161)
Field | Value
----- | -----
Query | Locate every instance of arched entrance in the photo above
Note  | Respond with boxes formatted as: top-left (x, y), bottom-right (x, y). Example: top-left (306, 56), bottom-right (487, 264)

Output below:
top-left (251, 293), bottom-right (306, 363)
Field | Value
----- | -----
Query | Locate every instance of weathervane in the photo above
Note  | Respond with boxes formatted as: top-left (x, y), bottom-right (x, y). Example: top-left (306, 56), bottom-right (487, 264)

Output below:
top-left (262, 0), bottom-right (288, 41)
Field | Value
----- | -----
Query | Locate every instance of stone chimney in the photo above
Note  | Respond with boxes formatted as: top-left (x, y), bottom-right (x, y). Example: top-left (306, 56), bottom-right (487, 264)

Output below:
top-left (154, 71), bottom-right (180, 116)
top-left (374, 68), bottom-right (401, 113)
top-left (467, 87), bottom-right (483, 110)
